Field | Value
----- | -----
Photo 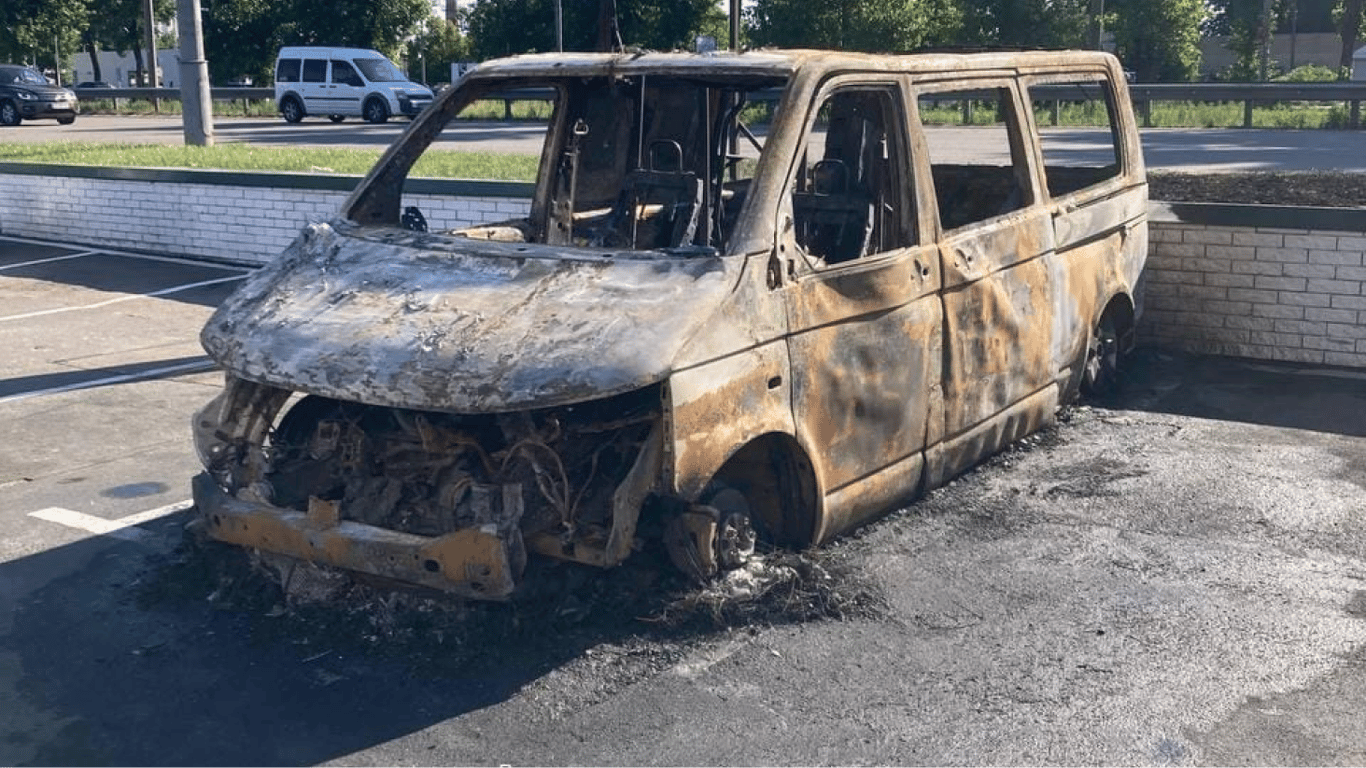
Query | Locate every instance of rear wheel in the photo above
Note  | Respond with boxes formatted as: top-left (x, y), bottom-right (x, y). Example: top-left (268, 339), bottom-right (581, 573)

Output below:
top-left (363, 98), bottom-right (389, 124)
top-left (1081, 314), bottom-right (1121, 397)
top-left (280, 97), bottom-right (304, 123)
top-left (0, 101), bottom-right (20, 126)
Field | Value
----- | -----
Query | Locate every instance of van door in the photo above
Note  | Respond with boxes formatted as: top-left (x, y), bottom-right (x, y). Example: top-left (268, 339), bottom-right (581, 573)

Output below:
top-left (297, 57), bottom-right (329, 115)
top-left (1024, 71), bottom-right (1147, 392)
top-left (912, 80), bottom-right (1059, 484)
top-left (327, 59), bottom-right (366, 117)
top-left (779, 78), bottom-right (943, 543)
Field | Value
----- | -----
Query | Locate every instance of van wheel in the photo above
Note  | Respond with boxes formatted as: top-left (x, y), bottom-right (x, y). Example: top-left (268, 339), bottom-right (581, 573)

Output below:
top-left (664, 485), bottom-right (757, 583)
top-left (0, 100), bottom-right (21, 126)
top-left (1081, 314), bottom-right (1120, 397)
top-left (280, 97), bottom-right (304, 124)
top-left (363, 98), bottom-right (389, 124)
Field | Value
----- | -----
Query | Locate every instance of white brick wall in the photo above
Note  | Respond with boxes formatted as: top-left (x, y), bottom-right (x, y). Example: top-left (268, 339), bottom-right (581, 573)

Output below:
top-left (0, 168), bottom-right (533, 265)
top-left (6, 166), bottom-right (1364, 371)
top-left (1145, 220), bottom-right (1366, 368)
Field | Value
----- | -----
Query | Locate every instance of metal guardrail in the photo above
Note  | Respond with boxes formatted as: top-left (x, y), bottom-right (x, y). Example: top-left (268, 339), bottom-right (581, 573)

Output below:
top-left (72, 82), bottom-right (1366, 129)
top-left (71, 86), bottom-right (275, 113)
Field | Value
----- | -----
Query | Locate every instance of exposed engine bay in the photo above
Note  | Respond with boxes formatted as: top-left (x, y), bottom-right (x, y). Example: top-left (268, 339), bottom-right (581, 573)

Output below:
top-left (194, 377), bottom-right (676, 598)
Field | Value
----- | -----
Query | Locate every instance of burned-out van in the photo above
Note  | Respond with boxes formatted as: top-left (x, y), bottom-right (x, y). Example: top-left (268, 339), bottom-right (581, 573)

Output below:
top-left (192, 49), bottom-right (1147, 599)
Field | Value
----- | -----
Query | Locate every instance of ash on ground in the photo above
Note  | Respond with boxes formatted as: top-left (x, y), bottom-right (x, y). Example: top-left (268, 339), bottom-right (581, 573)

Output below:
top-left (135, 520), bottom-right (888, 678)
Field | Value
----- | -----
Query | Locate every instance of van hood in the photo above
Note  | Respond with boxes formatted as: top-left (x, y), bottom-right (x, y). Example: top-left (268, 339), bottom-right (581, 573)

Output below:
top-left (201, 223), bottom-right (736, 412)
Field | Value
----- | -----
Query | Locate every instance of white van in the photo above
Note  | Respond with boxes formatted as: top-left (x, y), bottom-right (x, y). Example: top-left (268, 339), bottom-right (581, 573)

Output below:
top-left (274, 46), bottom-right (433, 124)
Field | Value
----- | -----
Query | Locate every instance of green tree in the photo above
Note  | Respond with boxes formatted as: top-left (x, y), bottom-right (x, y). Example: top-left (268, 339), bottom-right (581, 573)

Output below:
top-left (1108, 0), bottom-right (1205, 81)
top-left (959, 0), bottom-right (1090, 48)
top-left (408, 18), bottom-right (471, 85)
top-left (201, 0), bottom-right (280, 83)
top-left (747, 0), bottom-right (962, 52)
top-left (2, 0), bottom-right (88, 79)
top-left (468, 0), bottom-right (720, 59)
top-left (279, 0), bottom-right (431, 59)
top-left (1206, 0), bottom-right (1285, 80)
top-left (81, 0), bottom-right (175, 85)
top-left (201, 0), bottom-right (431, 84)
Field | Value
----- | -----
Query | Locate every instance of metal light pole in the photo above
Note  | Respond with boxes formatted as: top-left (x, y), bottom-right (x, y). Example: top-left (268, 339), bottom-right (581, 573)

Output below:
top-left (555, 0), bottom-right (563, 52)
top-left (142, 0), bottom-right (158, 87)
top-left (177, 0), bottom-right (214, 145)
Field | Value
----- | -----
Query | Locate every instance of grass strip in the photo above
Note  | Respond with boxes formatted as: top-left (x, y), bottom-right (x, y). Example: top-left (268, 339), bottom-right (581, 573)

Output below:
top-left (0, 142), bottom-right (539, 180)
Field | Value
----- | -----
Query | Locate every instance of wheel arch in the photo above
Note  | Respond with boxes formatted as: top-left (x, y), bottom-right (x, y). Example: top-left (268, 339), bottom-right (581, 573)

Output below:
top-left (1098, 290), bottom-right (1137, 352)
top-left (704, 431), bottom-right (821, 549)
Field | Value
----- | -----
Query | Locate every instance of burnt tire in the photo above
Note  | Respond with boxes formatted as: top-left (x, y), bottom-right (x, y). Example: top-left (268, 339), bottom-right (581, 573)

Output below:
top-left (707, 487), bottom-right (758, 571)
top-left (0, 100), bottom-right (20, 126)
top-left (363, 98), bottom-right (389, 124)
top-left (664, 484), bottom-right (758, 583)
top-left (280, 97), bottom-right (304, 123)
top-left (1080, 315), bottom-right (1121, 398)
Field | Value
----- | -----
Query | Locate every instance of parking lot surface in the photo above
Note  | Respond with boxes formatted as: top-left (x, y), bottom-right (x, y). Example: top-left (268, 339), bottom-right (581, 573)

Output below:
top-left (4, 234), bottom-right (1366, 765)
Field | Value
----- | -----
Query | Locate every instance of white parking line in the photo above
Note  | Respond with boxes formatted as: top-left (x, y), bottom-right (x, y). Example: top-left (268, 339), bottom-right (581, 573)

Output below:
top-left (28, 500), bottom-right (193, 543)
top-left (0, 251), bottom-right (98, 271)
top-left (0, 274), bottom-right (246, 323)
top-left (0, 235), bottom-right (252, 271)
top-left (0, 359), bottom-right (219, 405)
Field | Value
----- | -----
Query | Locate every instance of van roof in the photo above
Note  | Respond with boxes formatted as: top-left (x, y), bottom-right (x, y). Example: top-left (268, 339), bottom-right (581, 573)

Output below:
top-left (277, 47), bottom-right (388, 59)
top-left (463, 48), bottom-right (1122, 81)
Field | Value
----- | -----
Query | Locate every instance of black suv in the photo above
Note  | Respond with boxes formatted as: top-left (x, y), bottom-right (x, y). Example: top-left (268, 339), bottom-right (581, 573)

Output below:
top-left (0, 64), bottom-right (78, 125)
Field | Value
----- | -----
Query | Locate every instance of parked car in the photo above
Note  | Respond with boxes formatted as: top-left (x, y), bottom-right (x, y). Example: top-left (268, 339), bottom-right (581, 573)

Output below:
top-left (274, 46), bottom-right (433, 123)
top-left (0, 64), bottom-right (78, 125)
top-left (193, 48), bottom-right (1148, 599)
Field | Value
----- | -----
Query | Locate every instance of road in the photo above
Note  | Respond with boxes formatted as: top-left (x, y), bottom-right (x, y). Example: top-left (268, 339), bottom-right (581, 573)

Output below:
top-left (3, 114), bottom-right (1365, 172)
top-left (5, 234), bottom-right (1366, 765)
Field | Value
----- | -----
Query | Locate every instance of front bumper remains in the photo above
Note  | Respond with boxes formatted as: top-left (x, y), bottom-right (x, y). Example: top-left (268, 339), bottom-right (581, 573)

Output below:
top-left (192, 473), bottom-right (521, 599)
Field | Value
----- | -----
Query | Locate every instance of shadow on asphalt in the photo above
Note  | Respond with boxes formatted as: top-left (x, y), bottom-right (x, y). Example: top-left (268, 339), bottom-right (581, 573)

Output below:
top-left (1111, 347), bottom-right (1366, 438)
top-left (0, 355), bottom-right (216, 399)
top-left (1, 513), bottom-right (661, 765)
top-left (0, 241), bottom-right (249, 309)
top-left (2, 511), bottom-right (873, 765)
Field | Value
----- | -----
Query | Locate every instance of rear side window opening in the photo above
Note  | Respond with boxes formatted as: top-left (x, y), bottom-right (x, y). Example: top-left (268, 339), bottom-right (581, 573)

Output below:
top-left (302, 59), bottom-right (327, 84)
top-left (1026, 75), bottom-right (1125, 199)
top-left (916, 84), bottom-right (1034, 232)
top-left (276, 59), bottom-right (301, 83)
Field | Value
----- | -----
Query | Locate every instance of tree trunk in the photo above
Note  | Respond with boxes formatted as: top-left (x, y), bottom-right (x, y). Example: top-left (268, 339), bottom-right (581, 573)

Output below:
top-left (597, 0), bottom-right (620, 52)
top-left (132, 44), bottom-right (144, 86)
top-left (1340, 0), bottom-right (1363, 75)
top-left (1256, 0), bottom-right (1276, 80)
top-left (83, 34), bottom-right (103, 83)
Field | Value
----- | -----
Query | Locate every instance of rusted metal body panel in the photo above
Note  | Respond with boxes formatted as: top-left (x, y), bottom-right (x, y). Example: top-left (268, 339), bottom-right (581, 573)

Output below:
top-left (191, 48), bottom-right (1147, 597)
top-left (201, 222), bottom-right (734, 413)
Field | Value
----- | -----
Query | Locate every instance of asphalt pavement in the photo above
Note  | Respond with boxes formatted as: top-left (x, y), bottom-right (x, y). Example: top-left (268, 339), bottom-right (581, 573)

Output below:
top-left (5, 233), bottom-right (1366, 765)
